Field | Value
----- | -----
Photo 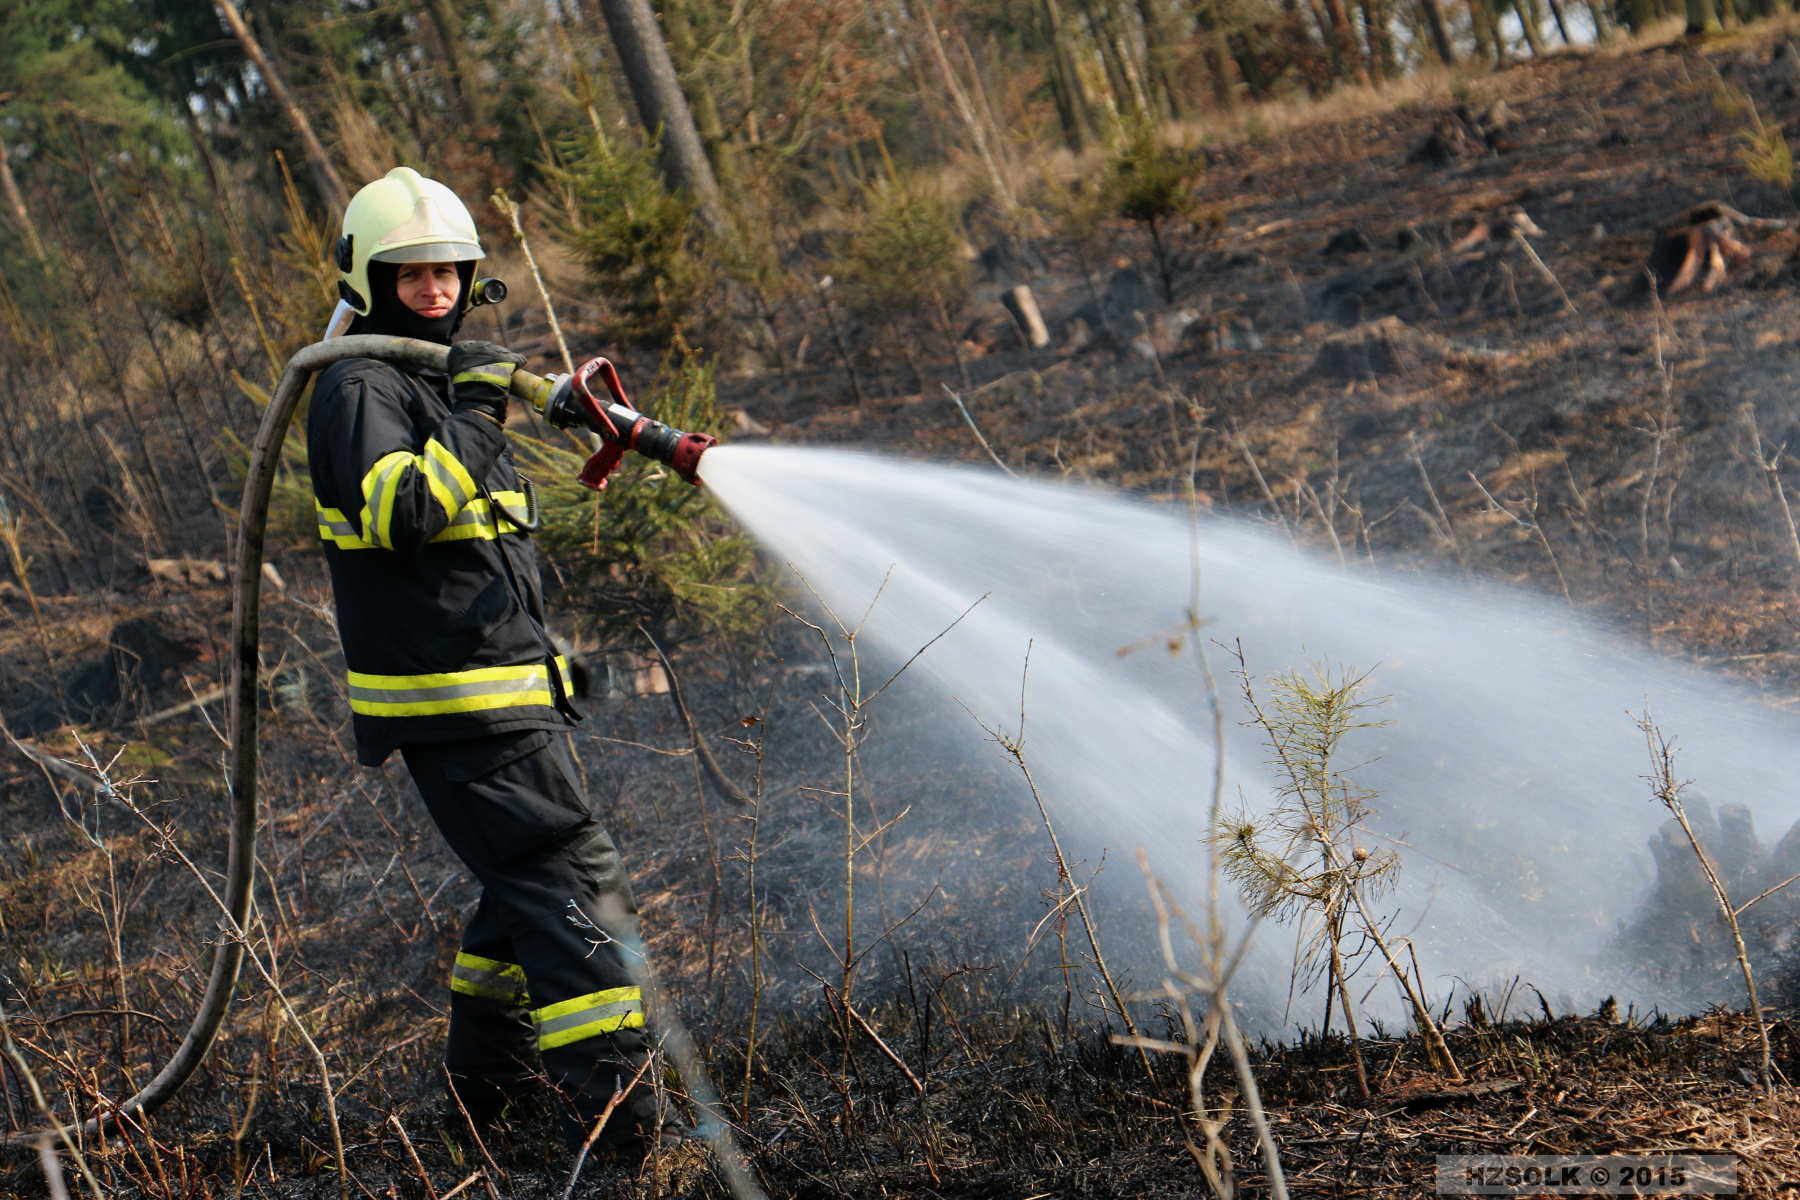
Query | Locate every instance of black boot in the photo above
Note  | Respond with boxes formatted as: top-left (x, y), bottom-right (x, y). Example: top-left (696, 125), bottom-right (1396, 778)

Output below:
top-left (542, 1042), bottom-right (663, 1158)
top-left (444, 989), bottom-right (540, 1131)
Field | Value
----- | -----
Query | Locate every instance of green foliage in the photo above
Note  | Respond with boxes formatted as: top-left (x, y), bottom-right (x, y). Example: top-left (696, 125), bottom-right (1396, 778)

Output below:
top-left (521, 348), bottom-right (771, 649)
top-left (546, 133), bottom-right (714, 346)
top-left (1109, 118), bottom-right (1202, 230)
top-left (1216, 660), bottom-right (1398, 942)
top-left (221, 426), bottom-right (317, 550)
top-left (1041, 174), bottom-right (1112, 266)
top-left (1107, 119), bottom-right (1208, 302)
top-left (834, 180), bottom-right (972, 326)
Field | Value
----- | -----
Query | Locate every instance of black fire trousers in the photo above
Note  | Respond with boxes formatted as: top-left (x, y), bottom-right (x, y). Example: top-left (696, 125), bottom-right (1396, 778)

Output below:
top-left (401, 729), bottom-right (654, 1145)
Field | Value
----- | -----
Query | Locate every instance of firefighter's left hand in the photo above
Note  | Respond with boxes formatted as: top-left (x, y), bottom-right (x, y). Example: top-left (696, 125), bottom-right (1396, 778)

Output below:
top-left (448, 340), bottom-right (528, 423)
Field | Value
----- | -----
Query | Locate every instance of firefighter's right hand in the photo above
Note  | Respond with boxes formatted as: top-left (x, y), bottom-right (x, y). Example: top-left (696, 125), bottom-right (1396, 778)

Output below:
top-left (448, 340), bottom-right (528, 424)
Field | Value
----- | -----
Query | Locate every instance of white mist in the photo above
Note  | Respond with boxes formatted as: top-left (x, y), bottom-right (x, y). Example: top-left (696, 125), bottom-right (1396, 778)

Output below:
top-left (698, 444), bottom-right (1800, 1022)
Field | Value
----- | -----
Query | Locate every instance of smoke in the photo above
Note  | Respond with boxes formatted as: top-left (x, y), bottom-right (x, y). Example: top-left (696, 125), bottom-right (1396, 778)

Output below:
top-left (699, 444), bottom-right (1800, 1024)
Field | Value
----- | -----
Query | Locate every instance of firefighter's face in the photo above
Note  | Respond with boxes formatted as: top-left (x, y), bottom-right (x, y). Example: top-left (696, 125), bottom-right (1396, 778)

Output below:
top-left (395, 261), bottom-right (461, 319)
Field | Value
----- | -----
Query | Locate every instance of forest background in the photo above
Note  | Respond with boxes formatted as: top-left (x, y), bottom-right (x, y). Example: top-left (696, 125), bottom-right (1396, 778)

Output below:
top-left (4, 0), bottom-right (1800, 1196)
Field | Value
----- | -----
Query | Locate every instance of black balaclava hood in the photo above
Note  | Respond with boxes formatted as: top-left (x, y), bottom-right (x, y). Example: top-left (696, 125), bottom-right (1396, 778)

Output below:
top-left (350, 260), bottom-right (475, 347)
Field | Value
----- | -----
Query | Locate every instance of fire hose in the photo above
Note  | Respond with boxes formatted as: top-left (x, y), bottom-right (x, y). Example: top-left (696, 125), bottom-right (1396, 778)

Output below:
top-left (2, 336), bottom-right (764, 1199)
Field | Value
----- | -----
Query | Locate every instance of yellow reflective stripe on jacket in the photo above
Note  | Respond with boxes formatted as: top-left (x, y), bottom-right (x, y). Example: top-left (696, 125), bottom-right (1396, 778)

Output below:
top-left (430, 494), bottom-right (525, 542)
top-left (422, 437), bottom-right (478, 516)
top-left (317, 490), bottom-right (526, 550)
top-left (360, 450), bottom-right (412, 549)
top-left (554, 655), bottom-right (572, 693)
top-left (353, 439), bottom-right (480, 549)
top-left (532, 986), bottom-right (644, 1050)
top-left (347, 662), bottom-right (556, 717)
top-left (317, 503), bottom-right (378, 549)
top-left (451, 951), bottom-right (530, 1005)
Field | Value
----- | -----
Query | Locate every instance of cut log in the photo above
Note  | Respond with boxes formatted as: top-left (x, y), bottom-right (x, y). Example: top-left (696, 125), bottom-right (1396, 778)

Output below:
top-left (1001, 285), bottom-right (1051, 348)
top-left (1647, 202), bottom-right (1789, 295)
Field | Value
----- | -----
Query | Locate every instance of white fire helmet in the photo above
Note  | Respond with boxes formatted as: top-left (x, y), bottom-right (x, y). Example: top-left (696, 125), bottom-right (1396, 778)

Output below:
top-left (334, 167), bottom-right (484, 315)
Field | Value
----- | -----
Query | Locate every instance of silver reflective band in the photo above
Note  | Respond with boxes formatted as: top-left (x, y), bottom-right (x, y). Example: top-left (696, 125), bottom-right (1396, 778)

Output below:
top-left (536, 998), bottom-right (640, 1040)
top-left (347, 673), bottom-right (547, 706)
top-left (451, 952), bottom-right (529, 1005)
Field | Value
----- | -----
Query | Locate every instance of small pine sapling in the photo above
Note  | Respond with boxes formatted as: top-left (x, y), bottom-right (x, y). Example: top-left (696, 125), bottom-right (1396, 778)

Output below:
top-left (834, 179), bottom-right (974, 387)
top-left (522, 343), bottom-right (770, 652)
top-left (1219, 649), bottom-right (1463, 1099)
top-left (544, 132), bottom-right (715, 345)
top-left (1107, 119), bottom-right (1210, 305)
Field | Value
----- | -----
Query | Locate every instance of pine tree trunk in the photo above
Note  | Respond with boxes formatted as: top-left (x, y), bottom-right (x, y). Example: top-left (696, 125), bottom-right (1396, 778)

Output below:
top-left (416, 0), bottom-right (483, 126)
top-left (1327, 920), bottom-right (1373, 1103)
top-left (212, 0), bottom-right (349, 209)
top-left (1076, 0), bottom-right (1135, 114)
top-left (1229, 29), bottom-right (1270, 99)
top-left (1041, 0), bottom-right (1095, 150)
top-left (1137, 0), bottom-right (1191, 119)
top-left (1419, 0), bottom-right (1458, 63)
top-left (1585, 0), bottom-right (1612, 38)
top-left (0, 134), bottom-right (46, 262)
top-left (1361, 0), bottom-right (1395, 76)
top-left (918, 0), bottom-right (1015, 209)
top-left (1685, 0), bottom-right (1722, 32)
top-left (1513, 0), bottom-right (1545, 54)
top-left (1318, 0), bottom-right (1374, 83)
top-left (1543, 0), bottom-right (1575, 40)
top-left (1191, 0), bottom-right (1240, 107)
top-left (591, 0), bottom-right (733, 240)
top-left (658, 0), bottom-right (745, 206)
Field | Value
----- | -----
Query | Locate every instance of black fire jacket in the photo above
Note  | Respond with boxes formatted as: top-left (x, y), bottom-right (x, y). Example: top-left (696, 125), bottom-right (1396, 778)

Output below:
top-left (307, 357), bottom-right (574, 765)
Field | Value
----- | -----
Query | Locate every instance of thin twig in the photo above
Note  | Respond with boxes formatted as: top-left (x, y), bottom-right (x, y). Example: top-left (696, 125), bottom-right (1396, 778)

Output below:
top-left (942, 385), bottom-right (1016, 476)
top-left (639, 625), bottom-right (749, 806)
top-left (828, 986), bottom-right (924, 1093)
top-left (491, 189), bottom-right (573, 375)
top-left (1511, 231), bottom-right (1576, 314)
top-left (444, 1071), bottom-right (507, 1185)
top-left (0, 1009), bottom-right (104, 1200)
top-left (561, 1053), bottom-right (657, 1200)
top-left (388, 1114), bottom-right (439, 1200)
top-left (1636, 708), bottom-right (1773, 1094)
top-left (972, 657), bottom-right (1151, 1080)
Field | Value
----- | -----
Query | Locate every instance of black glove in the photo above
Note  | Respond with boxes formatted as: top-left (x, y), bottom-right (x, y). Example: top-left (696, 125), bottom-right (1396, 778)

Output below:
top-left (448, 340), bottom-right (528, 424)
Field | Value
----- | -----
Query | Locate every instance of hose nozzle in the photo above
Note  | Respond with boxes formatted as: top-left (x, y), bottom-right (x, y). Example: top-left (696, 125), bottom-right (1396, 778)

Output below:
top-left (511, 356), bottom-right (716, 489)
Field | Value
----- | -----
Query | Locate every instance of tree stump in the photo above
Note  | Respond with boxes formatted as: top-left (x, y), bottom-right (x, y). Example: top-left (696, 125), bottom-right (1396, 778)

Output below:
top-left (1647, 202), bottom-right (1789, 295)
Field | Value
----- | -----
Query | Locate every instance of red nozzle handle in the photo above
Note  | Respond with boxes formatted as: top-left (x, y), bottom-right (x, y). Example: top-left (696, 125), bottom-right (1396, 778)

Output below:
top-left (570, 357), bottom-right (630, 440)
top-left (565, 356), bottom-right (715, 490)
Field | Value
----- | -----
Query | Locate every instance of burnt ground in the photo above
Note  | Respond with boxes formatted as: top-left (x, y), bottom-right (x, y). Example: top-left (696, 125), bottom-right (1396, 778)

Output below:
top-left (12, 24), bottom-right (1800, 1200)
top-left (722, 24), bottom-right (1800, 693)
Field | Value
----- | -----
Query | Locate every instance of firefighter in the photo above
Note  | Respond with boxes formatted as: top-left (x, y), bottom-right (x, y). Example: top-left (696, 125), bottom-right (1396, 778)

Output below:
top-left (309, 166), bottom-right (657, 1155)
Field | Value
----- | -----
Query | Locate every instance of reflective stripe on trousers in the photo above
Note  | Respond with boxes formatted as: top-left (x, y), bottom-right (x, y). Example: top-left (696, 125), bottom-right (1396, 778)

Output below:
top-left (532, 986), bottom-right (645, 1050)
top-left (451, 951), bottom-right (530, 1005)
top-left (347, 656), bottom-right (573, 717)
